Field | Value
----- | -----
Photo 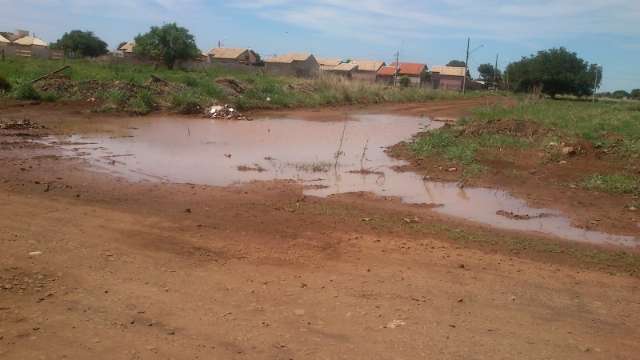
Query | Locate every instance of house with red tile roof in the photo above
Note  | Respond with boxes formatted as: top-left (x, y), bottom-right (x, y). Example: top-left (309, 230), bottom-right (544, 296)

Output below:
top-left (377, 62), bottom-right (427, 86)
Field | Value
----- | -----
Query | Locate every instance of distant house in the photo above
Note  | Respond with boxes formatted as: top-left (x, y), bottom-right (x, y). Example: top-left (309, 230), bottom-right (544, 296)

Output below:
top-left (117, 42), bottom-right (135, 57)
top-left (207, 47), bottom-right (259, 65)
top-left (0, 34), bottom-right (9, 47)
top-left (317, 58), bottom-right (342, 72)
top-left (431, 66), bottom-right (466, 91)
top-left (350, 59), bottom-right (385, 82)
top-left (265, 53), bottom-right (320, 78)
top-left (325, 62), bottom-right (359, 79)
top-left (11, 34), bottom-right (49, 59)
top-left (13, 35), bottom-right (48, 47)
top-left (377, 62), bottom-right (427, 86)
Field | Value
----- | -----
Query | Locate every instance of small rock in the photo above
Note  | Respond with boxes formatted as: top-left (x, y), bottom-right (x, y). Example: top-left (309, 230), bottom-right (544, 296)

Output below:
top-left (457, 298), bottom-right (464, 303)
top-left (458, 264), bottom-right (465, 269)
top-left (386, 320), bottom-right (406, 329)
top-left (629, 206), bottom-right (637, 212)
top-left (293, 309), bottom-right (305, 316)
top-left (28, 251), bottom-right (43, 257)
top-left (184, 208), bottom-right (192, 214)
top-left (561, 146), bottom-right (576, 156)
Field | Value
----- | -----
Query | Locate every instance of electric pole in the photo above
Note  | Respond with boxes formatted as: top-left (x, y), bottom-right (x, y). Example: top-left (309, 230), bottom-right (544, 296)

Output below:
top-left (394, 51), bottom-right (400, 87)
top-left (592, 65), bottom-right (601, 103)
top-left (462, 38), bottom-right (470, 94)
top-left (493, 53), bottom-right (499, 90)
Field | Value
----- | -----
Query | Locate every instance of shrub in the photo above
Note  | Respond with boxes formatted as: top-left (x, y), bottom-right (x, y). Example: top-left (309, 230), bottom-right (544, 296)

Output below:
top-left (14, 83), bottom-right (41, 101)
top-left (170, 91), bottom-right (202, 114)
top-left (0, 75), bottom-right (11, 92)
top-left (399, 76), bottom-right (411, 88)
top-left (128, 90), bottom-right (156, 115)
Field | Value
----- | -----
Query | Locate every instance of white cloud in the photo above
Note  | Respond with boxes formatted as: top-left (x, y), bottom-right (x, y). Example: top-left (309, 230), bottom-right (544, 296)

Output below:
top-left (225, 0), bottom-right (640, 42)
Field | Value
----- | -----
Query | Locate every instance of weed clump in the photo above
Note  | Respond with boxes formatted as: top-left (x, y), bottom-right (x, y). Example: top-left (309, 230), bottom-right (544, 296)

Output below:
top-left (128, 90), bottom-right (156, 115)
top-left (581, 174), bottom-right (639, 194)
top-left (14, 83), bottom-right (41, 101)
top-left (0, 75), bottom-right (11, 92)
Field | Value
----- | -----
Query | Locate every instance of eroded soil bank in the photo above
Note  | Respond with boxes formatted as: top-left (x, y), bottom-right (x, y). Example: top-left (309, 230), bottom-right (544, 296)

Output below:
top-left (1, 99), bottom-right (639, 360)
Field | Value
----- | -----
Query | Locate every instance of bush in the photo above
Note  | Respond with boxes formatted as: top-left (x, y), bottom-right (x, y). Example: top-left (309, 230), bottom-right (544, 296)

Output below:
top-left (14, 83), bottom-right (41, 101)
top-left (399, 76), bottom-right (411, 88)
top-left (170, 91), bottom-right (202, 114)
top-left (0, 76), bottom-right (11, 92)
top-left (128, 90), bottom-right (156, 115)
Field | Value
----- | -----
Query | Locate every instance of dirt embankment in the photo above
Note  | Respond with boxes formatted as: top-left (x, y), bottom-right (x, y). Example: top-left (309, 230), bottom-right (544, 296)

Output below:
top-left (1, 99), bottom-right (639, 359)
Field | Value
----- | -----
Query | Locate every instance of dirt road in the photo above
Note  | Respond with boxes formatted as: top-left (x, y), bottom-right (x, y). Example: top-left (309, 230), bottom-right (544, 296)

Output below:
top-left (1, 100), bottom-right (639, 359)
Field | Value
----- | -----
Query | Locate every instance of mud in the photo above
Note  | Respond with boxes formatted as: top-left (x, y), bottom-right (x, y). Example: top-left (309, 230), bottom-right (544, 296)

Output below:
top-left (1, 99), bottom-right (640, 360)
top-left (41, 114), bottom-right (638, 247)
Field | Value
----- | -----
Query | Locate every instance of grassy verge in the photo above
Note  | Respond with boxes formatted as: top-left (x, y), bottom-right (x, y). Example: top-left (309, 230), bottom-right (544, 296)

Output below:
top-left (408, 99), bottom-right (640, 187)
top-left (0, 58), bottom-right (480, 113)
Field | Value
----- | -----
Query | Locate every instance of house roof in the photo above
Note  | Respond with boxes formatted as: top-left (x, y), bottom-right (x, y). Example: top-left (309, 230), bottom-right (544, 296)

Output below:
top-left (431, 66), bottom-right (465, 77)
top-left (317, 58), bottom-right (342, 67)
top-left (118, 42), bottom-right (135, 53)
top-left (394, 62), bottom-right (426, 76)
top-left (208, 47), bottom-right (251, 59)
top-left (351, 59), bottom-right (385, 72)
top-left (328, 63), bottom-right (358, 72)
top-left (0, 34), bottom-right (9, 44)
top-left (377, 66), bottom-right (397, 77)
top-left (266, 53), bottom-right (314, 63)
top-left (13, 36), bottom-right (47, 47)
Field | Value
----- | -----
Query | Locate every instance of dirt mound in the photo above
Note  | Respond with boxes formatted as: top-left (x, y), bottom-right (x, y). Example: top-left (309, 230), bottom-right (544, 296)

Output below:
top-left (463, 118), bottom-right (548, 138)
top-left (34, 74), bottom-right (77, 95)
top-left (215, 78), bottom-right (247, 96)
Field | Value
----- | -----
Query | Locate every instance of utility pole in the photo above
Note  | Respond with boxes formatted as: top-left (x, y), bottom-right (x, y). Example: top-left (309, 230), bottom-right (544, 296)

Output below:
top-left (394, 51), bottom-right (400, 87)
top-left (592, 65), bottom-right (601, 103)
top-left (462, 37), bottom-right (470, 94)
top-left (493, 53), bottom-right (499, 90)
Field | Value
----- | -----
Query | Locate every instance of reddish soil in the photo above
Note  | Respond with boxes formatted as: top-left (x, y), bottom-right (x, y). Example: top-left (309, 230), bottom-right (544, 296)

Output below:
top-left (1, 100), bottom-right (639, 360)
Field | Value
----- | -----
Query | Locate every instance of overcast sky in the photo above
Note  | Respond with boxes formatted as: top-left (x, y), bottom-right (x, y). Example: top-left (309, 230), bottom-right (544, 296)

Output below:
top-left (1, 0), bottom-right (639, 91)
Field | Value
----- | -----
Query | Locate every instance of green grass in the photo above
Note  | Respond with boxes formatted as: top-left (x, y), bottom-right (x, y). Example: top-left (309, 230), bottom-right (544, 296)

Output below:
top-left (0, 58), bottom-right (481, 112)
top-left (410, 99), bottom-right (640, 180)
top-left (410, 125), bottom-right (531, 168)
top-left (581, 174), bottom-right (639, 195)
top-left (14, 83), bottom-right (41, 101)
top-left (472, 100), bottom-right (640, 157)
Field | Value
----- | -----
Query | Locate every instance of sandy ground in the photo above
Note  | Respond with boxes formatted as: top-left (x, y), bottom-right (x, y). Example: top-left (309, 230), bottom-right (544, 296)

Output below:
top-left (1, 99), bottom-right (639, 360)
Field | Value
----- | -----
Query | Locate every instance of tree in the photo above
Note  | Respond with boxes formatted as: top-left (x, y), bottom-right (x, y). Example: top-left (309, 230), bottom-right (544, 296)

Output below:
top-left (477, 63), bottom-right (501, 83)
top-left (51, 30), bottom-right (108, 58)
top-left (505, 47), bottom-right (601, 98)
top-left (611, 90), bottom-right (630, 99)
top-left (134, 23), bottom-right (200, 69)
top-left (447, 60), bottom-right (466, 67)
top-left (631, 89), bottom-right (640, 100)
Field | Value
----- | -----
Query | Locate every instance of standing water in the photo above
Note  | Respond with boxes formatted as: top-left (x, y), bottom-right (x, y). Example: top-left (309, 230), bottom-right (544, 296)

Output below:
top-left (47, 114), bottom-right (638, 247)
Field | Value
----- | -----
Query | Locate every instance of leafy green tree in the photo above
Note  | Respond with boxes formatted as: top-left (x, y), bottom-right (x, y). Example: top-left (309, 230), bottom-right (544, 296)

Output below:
top-left (612, 90), bottom-right (630, 99)
top-left (477, 63), bottom-right (501, 83)
top-left (399, 76), bottom-right (411, 88)
top-left (631, 89), bottom-right (640, 99)
top-left (505, 47), bottom-right (601, 98)
top-left (134, 23), bottom-right (200, 69)
top-left (51, 30), bottom-right (108, 58)
top-left (447, 60), bottom-right (466, 67)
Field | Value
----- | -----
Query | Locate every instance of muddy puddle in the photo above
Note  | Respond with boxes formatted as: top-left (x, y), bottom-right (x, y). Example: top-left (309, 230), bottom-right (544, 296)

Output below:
top-left (44, 114), bottom-right (638, 247)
